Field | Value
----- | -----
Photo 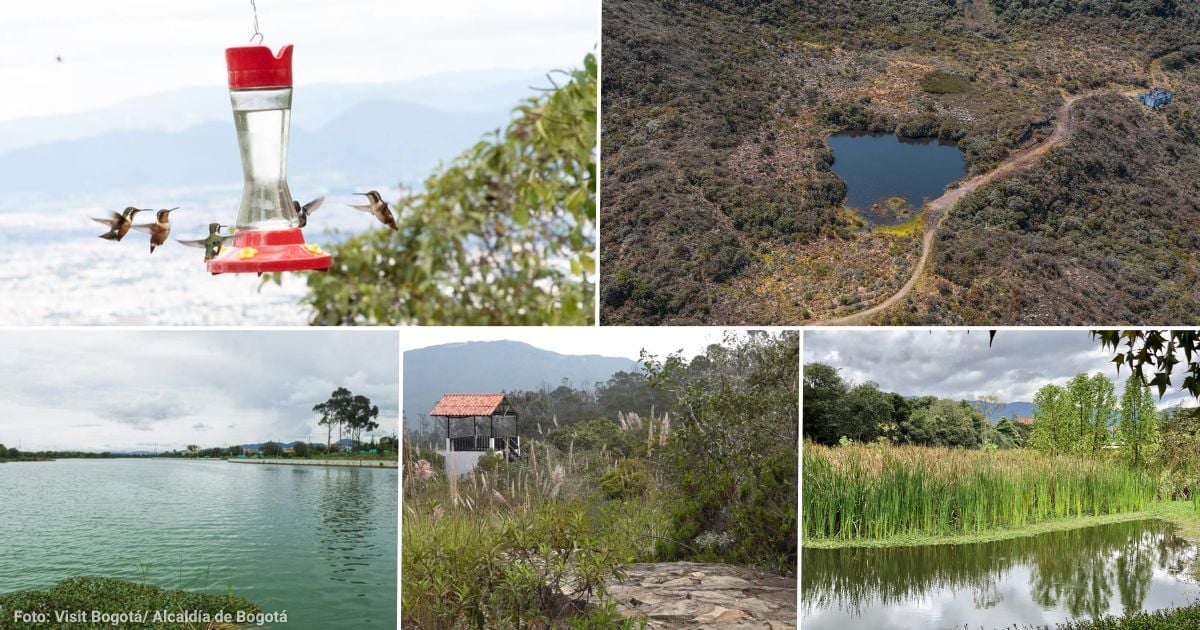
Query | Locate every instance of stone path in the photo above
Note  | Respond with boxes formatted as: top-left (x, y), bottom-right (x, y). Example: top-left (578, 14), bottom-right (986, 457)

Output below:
top-left (604, 562), bottom-right (796, 628)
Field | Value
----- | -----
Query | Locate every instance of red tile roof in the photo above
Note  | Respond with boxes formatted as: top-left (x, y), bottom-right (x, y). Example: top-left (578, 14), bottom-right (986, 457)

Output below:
top-left (430, 393), bottom-right (508, 417)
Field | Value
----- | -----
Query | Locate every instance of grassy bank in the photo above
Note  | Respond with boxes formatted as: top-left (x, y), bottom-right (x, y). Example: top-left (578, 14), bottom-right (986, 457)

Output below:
top-left (1043, 604), bottom-right (1200, 629)
top-left (803, 444), bottom-right (1157, 543)
top-left (0, 577), bottom-right (259, 630)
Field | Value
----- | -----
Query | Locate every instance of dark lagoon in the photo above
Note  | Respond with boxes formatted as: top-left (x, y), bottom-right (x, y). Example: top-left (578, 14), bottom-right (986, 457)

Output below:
top-left (802, 520), bottom-right (1200, 630)
top-left (0, 459), bottom-right (397, 629)
top-left (827, 132), bottom-right (967, 225)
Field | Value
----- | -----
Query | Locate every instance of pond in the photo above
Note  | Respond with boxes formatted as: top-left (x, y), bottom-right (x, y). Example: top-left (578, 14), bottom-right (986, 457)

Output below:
top-left (0, 459), bottom-right (397, 628)
top-left (826, 132), bottom-right (967, 225)
top-left (802, 520), bottom-right (1200, 629)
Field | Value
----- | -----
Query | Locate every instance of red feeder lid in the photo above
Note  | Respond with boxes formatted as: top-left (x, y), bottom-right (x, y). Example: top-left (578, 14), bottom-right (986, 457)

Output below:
top-left (226, 45), bottom-right (293, 89)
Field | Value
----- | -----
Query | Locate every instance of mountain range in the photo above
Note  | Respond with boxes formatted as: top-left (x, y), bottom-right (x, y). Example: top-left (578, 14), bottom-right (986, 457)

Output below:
top-left (403, 341), bottom-right (639, 429)
top-left (965, 400), bottom-right (1037, 422)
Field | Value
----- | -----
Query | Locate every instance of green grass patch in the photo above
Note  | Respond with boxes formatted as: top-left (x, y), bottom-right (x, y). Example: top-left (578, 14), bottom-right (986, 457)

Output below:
top-left (875, 213), bottom-right (926, 238)
top-left (803, 443), bottom-right (1157, 543)
top-left (0, 576), bottom-right (259, 629)
top-left (1039, 603), bottom-right (1200, 629)
top-left (920, 71), bottom-right (972, 94)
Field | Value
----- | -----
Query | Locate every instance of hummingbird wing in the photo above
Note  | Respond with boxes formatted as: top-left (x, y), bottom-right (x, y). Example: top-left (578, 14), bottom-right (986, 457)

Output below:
top-left (129, 223), bottom-right (154, 234)
top-left (175, 238), bottom-right (208, 249)
top-left (303, 196), bottom-right (325, 215)
top-left (91, 212), bottom-right (122, 227)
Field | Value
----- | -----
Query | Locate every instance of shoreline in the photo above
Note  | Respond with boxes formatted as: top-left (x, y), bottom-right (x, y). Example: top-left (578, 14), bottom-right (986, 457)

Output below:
top-left (226, 457), bottom-right (397, 469)
top-left (803, 500), bottom-right (1200, 549)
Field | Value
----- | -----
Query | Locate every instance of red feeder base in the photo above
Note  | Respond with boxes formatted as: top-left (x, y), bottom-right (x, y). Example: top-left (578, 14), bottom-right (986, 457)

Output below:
top-left (207, 228), bottom-right (332, 275)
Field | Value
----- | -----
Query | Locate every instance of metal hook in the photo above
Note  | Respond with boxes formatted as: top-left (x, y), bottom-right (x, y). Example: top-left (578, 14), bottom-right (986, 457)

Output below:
top-left (249, 0), bottom-right (264, 45)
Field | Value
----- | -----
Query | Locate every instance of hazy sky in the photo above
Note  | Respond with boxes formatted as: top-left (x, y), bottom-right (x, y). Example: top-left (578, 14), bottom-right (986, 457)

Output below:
top-left (0, 330), bottom-right (399, 452)
top-left (0, 0), bottom-right (597, 121)
top-left (399, 327), bottom-right (760, 361)
top-left (805, 329), bottom-right (1198, 409)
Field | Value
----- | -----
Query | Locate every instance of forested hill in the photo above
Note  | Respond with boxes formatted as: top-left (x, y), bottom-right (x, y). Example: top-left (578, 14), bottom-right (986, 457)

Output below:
top-left (601, 0), bottom-right (1200, 325)
top-left (402, 341), bottom-right (638, 425)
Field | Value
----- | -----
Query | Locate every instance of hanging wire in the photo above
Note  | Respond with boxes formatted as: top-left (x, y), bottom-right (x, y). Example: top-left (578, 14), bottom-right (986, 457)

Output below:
top-left (249, 0), bottom-right (264, 45)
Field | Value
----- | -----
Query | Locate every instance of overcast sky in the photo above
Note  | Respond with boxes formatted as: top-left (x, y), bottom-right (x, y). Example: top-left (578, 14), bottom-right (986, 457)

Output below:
top-left (805, 329), bottom-right (1198, 409)
top-left (0, 330), bottom-right (399, 452)
top-left (399, 327), bottom-right (766, 361)
top-left (0, 0), bottom-right (596, 121)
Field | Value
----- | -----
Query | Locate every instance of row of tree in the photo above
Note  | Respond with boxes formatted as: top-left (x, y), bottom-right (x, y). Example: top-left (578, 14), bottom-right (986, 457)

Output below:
top-left (314, 387), bottom-right (381, 453)
top-left (803, 364), bottom-right (1030, 449)
top-left (1028, 373), bottom-right (1159, 465)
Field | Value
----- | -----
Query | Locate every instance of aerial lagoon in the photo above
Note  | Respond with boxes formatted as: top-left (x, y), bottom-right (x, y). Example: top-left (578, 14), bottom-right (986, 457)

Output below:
top-left (827, 132), bottom-right (967, 225)
top-left (802, 519), bottom-right (1200, 629)
top-left (0, 458), bottom-right (397, 628)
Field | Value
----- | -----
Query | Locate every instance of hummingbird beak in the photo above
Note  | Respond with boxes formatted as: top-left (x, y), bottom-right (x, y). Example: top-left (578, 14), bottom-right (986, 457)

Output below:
top-left (166, 208), bottom-right (179, 212)
top-left (353, 192), bottom-right (368, 196)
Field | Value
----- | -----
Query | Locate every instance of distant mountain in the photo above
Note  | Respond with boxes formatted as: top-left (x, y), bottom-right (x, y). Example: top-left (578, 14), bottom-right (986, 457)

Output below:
top-left (0, 100), bottom-right (511, 195)
top-left (403, 341), bottom-right (639, 429)
top-left (966, 400), bottom-right (1037, 422)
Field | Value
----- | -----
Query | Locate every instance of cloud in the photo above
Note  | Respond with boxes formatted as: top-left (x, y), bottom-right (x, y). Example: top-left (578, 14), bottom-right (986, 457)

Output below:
top-left (804, 329), bottom-right (1198, 407)
top-left (192, 423), bottom-right (211, 432)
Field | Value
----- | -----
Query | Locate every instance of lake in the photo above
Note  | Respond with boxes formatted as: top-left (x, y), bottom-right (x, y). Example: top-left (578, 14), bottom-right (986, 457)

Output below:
top-left (802, 520), bottom-right (1200, 629)
top-left (0, 459), bottom-right (397, 628)
top-left (826, 132), bottom-right (966, 225)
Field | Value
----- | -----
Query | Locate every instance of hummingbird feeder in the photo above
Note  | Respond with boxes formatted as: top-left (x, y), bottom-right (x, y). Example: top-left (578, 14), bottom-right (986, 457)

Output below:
top-left (207, 45), bottom-right (332, 274)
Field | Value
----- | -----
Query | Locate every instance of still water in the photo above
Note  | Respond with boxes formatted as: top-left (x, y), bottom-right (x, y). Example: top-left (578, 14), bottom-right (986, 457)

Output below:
top-left (827, 132), bottom-right (966, 225)
top-left (803, 520), bottom-right (1200, 629)
top-left (0, 459), bottom-right (397, 629)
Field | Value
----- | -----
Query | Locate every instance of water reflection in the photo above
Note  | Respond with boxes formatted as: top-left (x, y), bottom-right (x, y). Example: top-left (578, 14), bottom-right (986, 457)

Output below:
top-left (317, 468), bottom-right (377, 586)
top-left (802, 520), bottom-right (1200, 629)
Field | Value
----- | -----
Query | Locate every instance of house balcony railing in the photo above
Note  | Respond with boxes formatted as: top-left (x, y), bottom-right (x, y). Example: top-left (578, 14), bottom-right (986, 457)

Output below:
top-left (448, 436), bottom-right (521, 454)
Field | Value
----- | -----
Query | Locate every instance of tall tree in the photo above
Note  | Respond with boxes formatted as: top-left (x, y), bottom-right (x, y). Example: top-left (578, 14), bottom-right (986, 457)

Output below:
top-left (802, 363), bottom-right (848, 445)
top-left (1030, 384), bottom-right (1073, 455)
top-left (314, 387), bottom-right (353, 452)
top-left (1118, 375), bottom-right (1160, 467)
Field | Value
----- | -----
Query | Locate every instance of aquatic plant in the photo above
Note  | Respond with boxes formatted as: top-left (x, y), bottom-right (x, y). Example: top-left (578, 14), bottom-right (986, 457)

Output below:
top-left (803, 443), bottom-right (1157, 540)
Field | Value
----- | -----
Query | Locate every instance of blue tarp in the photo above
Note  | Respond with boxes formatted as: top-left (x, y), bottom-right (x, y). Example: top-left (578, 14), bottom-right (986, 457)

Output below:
top-left (1138, 87), bottom-right (1173, 109)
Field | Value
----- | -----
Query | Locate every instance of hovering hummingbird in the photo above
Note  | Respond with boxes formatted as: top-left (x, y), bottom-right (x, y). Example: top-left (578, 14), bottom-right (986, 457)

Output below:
top-left (176, 223), bottom-right (235, 261)
top-left (293, 195), bottom-right (325, 228)
top-left (132, 208), bottom-right (179, 253)
top-left (92, 207), bottom-right (147, 241)
top-left (349, 191), bottom-right (398, 231)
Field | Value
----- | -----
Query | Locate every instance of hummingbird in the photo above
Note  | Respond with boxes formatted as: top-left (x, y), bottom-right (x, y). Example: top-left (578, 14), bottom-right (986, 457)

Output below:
top-left (349, 191), bottom-right (398, 231)
top-left (293, 195), bottom-right (325, 228)
top-left (131, 208), bottom-right (179, 253)
top-left (176, 223), bottom-right (235, 261)
top-left (92, 207), bottom-right (147, 241)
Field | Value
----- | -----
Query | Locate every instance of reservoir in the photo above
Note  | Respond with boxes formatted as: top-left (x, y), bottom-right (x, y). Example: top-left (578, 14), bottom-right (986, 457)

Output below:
top-left (802, 519), bottom-right (1200, 629)
top-left (826, 132), bottom-right (967, 225)
top-left (0, 458), bottom-right (397, 629)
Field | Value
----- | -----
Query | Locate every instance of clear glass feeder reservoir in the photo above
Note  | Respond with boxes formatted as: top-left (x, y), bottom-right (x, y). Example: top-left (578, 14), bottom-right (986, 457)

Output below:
top-left (207, 45), bottom-right (331, 275)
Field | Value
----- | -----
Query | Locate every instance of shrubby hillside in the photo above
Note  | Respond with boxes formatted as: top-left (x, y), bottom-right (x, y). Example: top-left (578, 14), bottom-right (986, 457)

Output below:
top-left (602, 0), bottom-right (1200, 324)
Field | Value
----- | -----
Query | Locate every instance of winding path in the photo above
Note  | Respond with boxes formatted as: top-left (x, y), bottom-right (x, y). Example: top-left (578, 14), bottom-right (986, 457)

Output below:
top-left (814, 92), bottom-right (1089, 325)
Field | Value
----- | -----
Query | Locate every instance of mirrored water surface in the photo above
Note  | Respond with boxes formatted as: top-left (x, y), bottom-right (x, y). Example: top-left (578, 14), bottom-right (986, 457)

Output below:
top-left (0, 459), bottom-right (397, 629)
top-left (802, 520), bottom-right (1200, 630)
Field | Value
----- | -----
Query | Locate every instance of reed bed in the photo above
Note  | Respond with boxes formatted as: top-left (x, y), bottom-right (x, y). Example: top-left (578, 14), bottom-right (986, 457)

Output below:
top-left (803, 443), bottom-right (1157, 541)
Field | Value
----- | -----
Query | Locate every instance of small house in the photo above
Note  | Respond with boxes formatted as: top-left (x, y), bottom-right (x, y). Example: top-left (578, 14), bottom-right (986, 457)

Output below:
top-left (1137, 87), bottom-right (1173, 109)
top-left (430, 392), bottom-right (521, 475)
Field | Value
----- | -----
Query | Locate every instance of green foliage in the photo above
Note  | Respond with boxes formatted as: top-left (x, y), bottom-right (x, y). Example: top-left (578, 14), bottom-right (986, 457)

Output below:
top-left (401, 501), bottom-right (635, 628)
top-left (598, 458), bottom-right (652, 500)
top-left (803, 443), bottom-right (1156, 541)
top-left (303, 53), bottom-right (596, 325)
top-left (646, 331), bottom-right (799, 574)
top-left (1039, 602), bottom-right (1200, 629)
top-left (1117, 375), bottom-right (1160, 467)
top-left (313, 386), bottom-right (380, 451)
top-left (1096, 331), bottom-right (1200, 398)
top-left (547, 419), bottom-right (623, 454)
top-left (919, 71), bottom-right (972, 94)
top-left (0, 577), bottom-right (259, 630)
top-left (1029, 373), bottom-right (1116, 456)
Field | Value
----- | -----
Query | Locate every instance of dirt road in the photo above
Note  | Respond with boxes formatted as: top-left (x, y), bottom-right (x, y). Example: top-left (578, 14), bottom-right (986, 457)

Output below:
top-left (814, 93), bottom-right (1087, 325)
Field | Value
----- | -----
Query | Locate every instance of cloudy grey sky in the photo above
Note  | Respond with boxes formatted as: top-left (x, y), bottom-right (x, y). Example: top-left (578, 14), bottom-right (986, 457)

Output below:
top-left (0, 0), bottom-right (596, 121)
top-left (0, 330), bottom-right (398, 452)
top-left (805, 329), bottom-right (1198, 409)
top-left (399, 326), bottom-right (748, 361)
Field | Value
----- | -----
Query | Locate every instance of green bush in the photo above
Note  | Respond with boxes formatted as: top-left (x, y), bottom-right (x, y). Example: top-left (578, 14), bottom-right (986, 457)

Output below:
top-left (920, 71), bottom-right (972, 94)
top-left (547, 419), bottom-right (623, 454)
top-left (598, 459), bottom-right (652, 500)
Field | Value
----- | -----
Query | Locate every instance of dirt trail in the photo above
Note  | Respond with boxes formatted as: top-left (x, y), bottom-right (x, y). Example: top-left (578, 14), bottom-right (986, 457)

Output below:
top-left (814, 92), bottom-right (1090, 325)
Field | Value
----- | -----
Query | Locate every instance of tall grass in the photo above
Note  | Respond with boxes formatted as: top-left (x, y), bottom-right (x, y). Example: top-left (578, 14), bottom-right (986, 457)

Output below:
top-left (803, 443), bottom-right (1157, 541)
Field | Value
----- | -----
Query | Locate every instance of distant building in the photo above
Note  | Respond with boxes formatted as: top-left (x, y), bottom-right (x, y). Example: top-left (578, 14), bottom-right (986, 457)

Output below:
top-left (1011, 416), bottom-right (1034, 425)
top-left (1138, 87), bottom-right (1173, 109)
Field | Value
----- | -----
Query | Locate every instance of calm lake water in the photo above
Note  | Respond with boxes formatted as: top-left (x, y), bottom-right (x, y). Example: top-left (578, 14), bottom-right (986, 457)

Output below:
top-left (0, 459), bottom-right (397, 629)
top-left (827, 132), bottom-right (966, 225)
top-left (803, 520), bottom-right (1200, 630)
